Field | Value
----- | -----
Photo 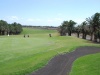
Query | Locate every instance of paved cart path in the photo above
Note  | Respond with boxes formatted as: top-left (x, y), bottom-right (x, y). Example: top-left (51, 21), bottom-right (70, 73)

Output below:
top-left (31, 46), bottom-right (100, 75)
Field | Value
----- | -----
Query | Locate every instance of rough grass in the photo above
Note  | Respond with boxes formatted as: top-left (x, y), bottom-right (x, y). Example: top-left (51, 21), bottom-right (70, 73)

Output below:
top-left (0, 28), bottom-right (100, 75)
top-left (70, 53), bottom-right (100, 75)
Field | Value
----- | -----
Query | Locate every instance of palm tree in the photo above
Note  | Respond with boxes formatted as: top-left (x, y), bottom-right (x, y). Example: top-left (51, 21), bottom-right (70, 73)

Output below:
top-left (58, 21), bottom-right (68, 36)
top-left (80, 21), bottom-right (88, 39)
top-left (92, 13), bottom-right (100, 42)
top-left (67, 20), bottom-right (76, 36)
top-left (58, 20), bottom-right (76, 36)
top-left (86, 17), bottom-right (94, 41)
top-left (0, 20), bottom-right (23, 35)
top-left (0, 20), bottom-right (8, 35)
top-left (86, 13), bottom-right (100, 42)
top-left (10, 22), bottom-right (23, 35)
top-left (75, 25), bottom-right (81, 38)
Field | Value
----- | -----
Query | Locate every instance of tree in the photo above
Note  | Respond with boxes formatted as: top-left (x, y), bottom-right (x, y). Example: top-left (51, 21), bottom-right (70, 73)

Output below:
top-left (9, 22), bottom-right (23, 35)
top-left (67, 20), bottom-right (76, 36)
top-left (97, 30), bottom-right (100, 42)
top-left (75, 25), bottom-right (81, 38)
top-left (0, 20), bottom-right (23, 35)
top-left (86, 17), bottom-right (94, 41)
top-left (92, 13), bottom-right (100, 42)
top-left (58, 21), bottom-right (68, 36)
top-left (58, 20), bottom-right (76, 36)
top-left (0, 20), bottom-right (8, 35)
top-left (81, 21), bottom-right (88, 39)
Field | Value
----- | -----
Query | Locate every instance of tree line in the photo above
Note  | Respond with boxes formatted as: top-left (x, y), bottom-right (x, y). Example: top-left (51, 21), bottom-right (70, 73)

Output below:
top-left (0, 20), bottom-right (23, 35)
top-left (58, 12), bottom-right (100, 42)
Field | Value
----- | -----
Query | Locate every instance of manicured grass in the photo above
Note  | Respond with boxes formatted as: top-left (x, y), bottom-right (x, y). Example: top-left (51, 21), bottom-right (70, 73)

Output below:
top-left (70, 53), bottom-right (100, 75)
top-left (0, 28), bottom-right (100, 75)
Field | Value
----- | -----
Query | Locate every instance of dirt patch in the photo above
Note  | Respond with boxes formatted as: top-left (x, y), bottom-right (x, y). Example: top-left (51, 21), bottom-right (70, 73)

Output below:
top-left (30, 46), bottom-right (100, 75)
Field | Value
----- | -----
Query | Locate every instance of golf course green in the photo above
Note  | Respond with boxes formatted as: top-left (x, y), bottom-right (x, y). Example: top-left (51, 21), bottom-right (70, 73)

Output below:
top-left (0, 28), bottom-right (100, 75)
top-left (70, 53), bottom-right (100, 75)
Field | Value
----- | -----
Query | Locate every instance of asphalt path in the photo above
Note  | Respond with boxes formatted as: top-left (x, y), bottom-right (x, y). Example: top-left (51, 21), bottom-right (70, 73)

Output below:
top-left (30, 46), bottom-right (100, 75)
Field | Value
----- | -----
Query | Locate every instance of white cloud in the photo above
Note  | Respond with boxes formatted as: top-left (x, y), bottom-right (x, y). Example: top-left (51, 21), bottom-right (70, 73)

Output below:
top-left (25, 17), bottom-right (63, 26)
top-left (27, 18), bottom-right (34, 21)
top-left (5, 16), bottom-right (19, 20)
top-left (46, 18), bottom-right (63, 24)
top-left (4, 16), bottom-right (22, 21)
top-left (2, 16), bottom-right (64, 26)
top-left (27, 18), bottom-right (42, 22)
top-left (10, 16), bottom-right (19, 20)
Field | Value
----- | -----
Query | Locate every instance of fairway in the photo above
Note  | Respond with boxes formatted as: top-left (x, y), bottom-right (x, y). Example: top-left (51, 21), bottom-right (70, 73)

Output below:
top-left (0, 28), bottom-right (100, 75)
top-left (70, 53), bottom-right (100, 75)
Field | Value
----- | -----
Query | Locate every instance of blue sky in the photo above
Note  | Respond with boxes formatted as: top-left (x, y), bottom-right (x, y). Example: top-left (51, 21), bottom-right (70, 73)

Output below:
top-left (0, 0), bottom-right (100, 26)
